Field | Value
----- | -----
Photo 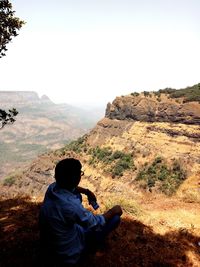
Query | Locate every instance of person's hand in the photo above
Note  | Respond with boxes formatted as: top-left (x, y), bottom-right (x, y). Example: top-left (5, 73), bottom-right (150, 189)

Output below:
top-left (103, 205), bottom-right (123, 221)
top-left (86, 189), bottom-right (97, 204)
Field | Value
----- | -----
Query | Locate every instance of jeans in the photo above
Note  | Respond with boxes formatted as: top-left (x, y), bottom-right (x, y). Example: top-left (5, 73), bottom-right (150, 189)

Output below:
top-left (84, 214), bottom-right (121, 252)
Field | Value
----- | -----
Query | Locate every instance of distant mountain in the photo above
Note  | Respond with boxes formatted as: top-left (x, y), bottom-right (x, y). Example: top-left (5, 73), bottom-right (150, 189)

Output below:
top-left (0, 91), bottom-right (104, 178)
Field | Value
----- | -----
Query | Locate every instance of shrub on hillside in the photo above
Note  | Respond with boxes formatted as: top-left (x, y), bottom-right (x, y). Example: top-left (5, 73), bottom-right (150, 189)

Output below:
top-left (3, 175), bottom-right (16, 186)
top-left (131, 92), bottom-right (139, 97)
top-left (88, 146), bottom-right (135, 177)
top-left (64, 136), bottom-right (87, 153)
top-left (143, 91), bottom-right (150, 97)
top-left (155, 83), bottom-right (200, 103)
top-left (136, 157), bottom-right (186, 195)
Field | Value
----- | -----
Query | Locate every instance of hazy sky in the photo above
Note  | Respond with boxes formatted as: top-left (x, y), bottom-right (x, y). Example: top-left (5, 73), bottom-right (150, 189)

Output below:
top-left (0, 0), bottom-right (200, 107)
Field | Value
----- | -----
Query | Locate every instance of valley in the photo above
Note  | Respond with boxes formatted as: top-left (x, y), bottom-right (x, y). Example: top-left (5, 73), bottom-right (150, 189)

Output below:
top-left (0, 91), bottom-right (104, 178)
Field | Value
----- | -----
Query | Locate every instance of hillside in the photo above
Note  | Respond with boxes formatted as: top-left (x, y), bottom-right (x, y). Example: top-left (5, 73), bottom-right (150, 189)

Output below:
top-left (1, 85), bottom-right (200, 266)
top-left (0, 91), bottom-right (104, 178)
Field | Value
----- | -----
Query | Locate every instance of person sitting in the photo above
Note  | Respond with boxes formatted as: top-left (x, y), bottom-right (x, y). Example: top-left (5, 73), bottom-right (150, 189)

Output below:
top-left (39, 158), bottom-right (122, 266)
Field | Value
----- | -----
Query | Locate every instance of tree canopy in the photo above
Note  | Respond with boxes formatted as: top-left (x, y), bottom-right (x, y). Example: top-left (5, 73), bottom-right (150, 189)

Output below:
top-left (0, 0), bottom-right (24, 58)
top-left (0, 108), bottom-right (18, 129)
top-left (0, 0), bottom-right (24, 128)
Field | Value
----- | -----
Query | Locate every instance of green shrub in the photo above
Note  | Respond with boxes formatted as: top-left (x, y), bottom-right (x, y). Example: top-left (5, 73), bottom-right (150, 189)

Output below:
top-left (111, 150), bottom-right (125, 159)
top-left (96, 147), bottom-right (112, 162)
top-left (89, 146), bottom-right (113, 163)
top-left (147, 177), bottom-right (155, 188)
top-left (64, 136), bottom-right (87, 153)
top-left (112, 153), bottom-right (134, 177)
top-left (131, 92), bottom-right (139, 97)
top-left (158, 88), bottom-right (176, 94)
top-left (154, 91), bottom-right (161, 97)
top-left (112, 163), bottom-right (124, 177)
top-left (155, 83), bottom-right (200, 103)
top-left (136, 157), bottom-right (186, 195)
top-left (3, 176), bottom-right (16, 186)
top-left (88, 147), bottom-right (135, 177)
top-left (143, 91), bottom-right (150, 97)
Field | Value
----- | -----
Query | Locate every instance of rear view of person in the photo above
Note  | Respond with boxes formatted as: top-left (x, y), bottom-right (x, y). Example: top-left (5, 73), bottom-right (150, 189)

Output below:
top-left (39, 158), bottom-right (122, 266)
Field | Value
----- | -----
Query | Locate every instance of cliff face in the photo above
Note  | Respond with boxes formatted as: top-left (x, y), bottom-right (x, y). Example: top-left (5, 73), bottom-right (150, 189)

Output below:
top-left (105, 94), bottom-right (200, 125)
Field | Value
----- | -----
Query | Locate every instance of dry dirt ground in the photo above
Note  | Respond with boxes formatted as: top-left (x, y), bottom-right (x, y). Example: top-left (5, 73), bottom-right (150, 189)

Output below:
top-left (1, 193), bottom-right (200, 267)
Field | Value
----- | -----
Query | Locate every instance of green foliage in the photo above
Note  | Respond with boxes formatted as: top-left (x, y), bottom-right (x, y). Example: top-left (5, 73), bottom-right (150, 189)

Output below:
top-left (153, 91), bottom-right (161, 97)
top-left (0, 108), bottom-right (18, 129)
top-left (136, 157), bottom-right (186, 195)
top-left (158, 88), bottom-right (176, 94)
top-left (59, 140), bottom-right (135, 177)
top-left (131, 92), bottom-right (140, 97)
top-left (0, 0), bottom-right (25, 57)
top-left (143, 91), bottom-right (150, 97)
top-left (112, 153), bottom-right (134, 177)
top-left (89, 146), bottom-right (113, 163)
top-left (88, 146), bottom-right (135, 177)
top-left (64, 136), bottom-right (87, 153)
top-left (3, 175), bottom-right (16, 186)
top-left (155, 83), bottom-right (200, 103)
top-left (111, 150), bottom-right (125, 159)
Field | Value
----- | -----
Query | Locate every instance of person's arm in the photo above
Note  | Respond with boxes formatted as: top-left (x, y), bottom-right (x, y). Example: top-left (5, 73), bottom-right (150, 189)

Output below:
top-left (76, 186), bottom-right (97, 203)
top-left (76, 186), bottom-right (89, 195)
top-left (76, 187), bottom-right (122, 223)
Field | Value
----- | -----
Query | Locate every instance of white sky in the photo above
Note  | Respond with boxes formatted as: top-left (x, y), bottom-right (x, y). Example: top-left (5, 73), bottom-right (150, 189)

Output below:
top-left (0, 0), bottom-right (200, 107)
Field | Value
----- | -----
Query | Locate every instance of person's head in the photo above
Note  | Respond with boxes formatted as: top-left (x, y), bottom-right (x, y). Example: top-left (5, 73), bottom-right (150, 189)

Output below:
top-left (55, 158), bottom-right (83, 190)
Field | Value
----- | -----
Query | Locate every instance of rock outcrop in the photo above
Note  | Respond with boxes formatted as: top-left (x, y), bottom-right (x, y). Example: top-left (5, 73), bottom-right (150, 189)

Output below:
top-left (106, 95), bottom-right (200, 125)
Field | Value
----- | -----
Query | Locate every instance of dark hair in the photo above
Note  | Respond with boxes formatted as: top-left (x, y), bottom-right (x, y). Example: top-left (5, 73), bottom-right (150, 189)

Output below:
top-left (55, 158), bottom-right (82, 189)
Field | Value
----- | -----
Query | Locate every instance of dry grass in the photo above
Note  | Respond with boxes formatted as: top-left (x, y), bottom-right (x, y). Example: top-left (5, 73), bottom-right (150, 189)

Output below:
top-left (180, 189), bottom-right (200, 204)
top-left (103, 193), bottom-right (142, 217)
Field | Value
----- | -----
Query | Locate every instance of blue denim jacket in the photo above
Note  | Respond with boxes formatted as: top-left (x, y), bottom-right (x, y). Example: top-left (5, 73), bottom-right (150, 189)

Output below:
top-left (39, 182), bottom-right (105, 264)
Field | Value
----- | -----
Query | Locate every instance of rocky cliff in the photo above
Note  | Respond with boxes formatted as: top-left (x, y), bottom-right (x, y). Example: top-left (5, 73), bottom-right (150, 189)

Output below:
top-left (105, 94), bottom-right (200, 124)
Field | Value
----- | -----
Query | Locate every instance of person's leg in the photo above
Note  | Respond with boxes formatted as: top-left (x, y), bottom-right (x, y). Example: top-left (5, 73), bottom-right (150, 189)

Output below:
top-left (84, 214), bottom-right (121, 251)
top-left (101, 214), bottom-right (121, 236)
